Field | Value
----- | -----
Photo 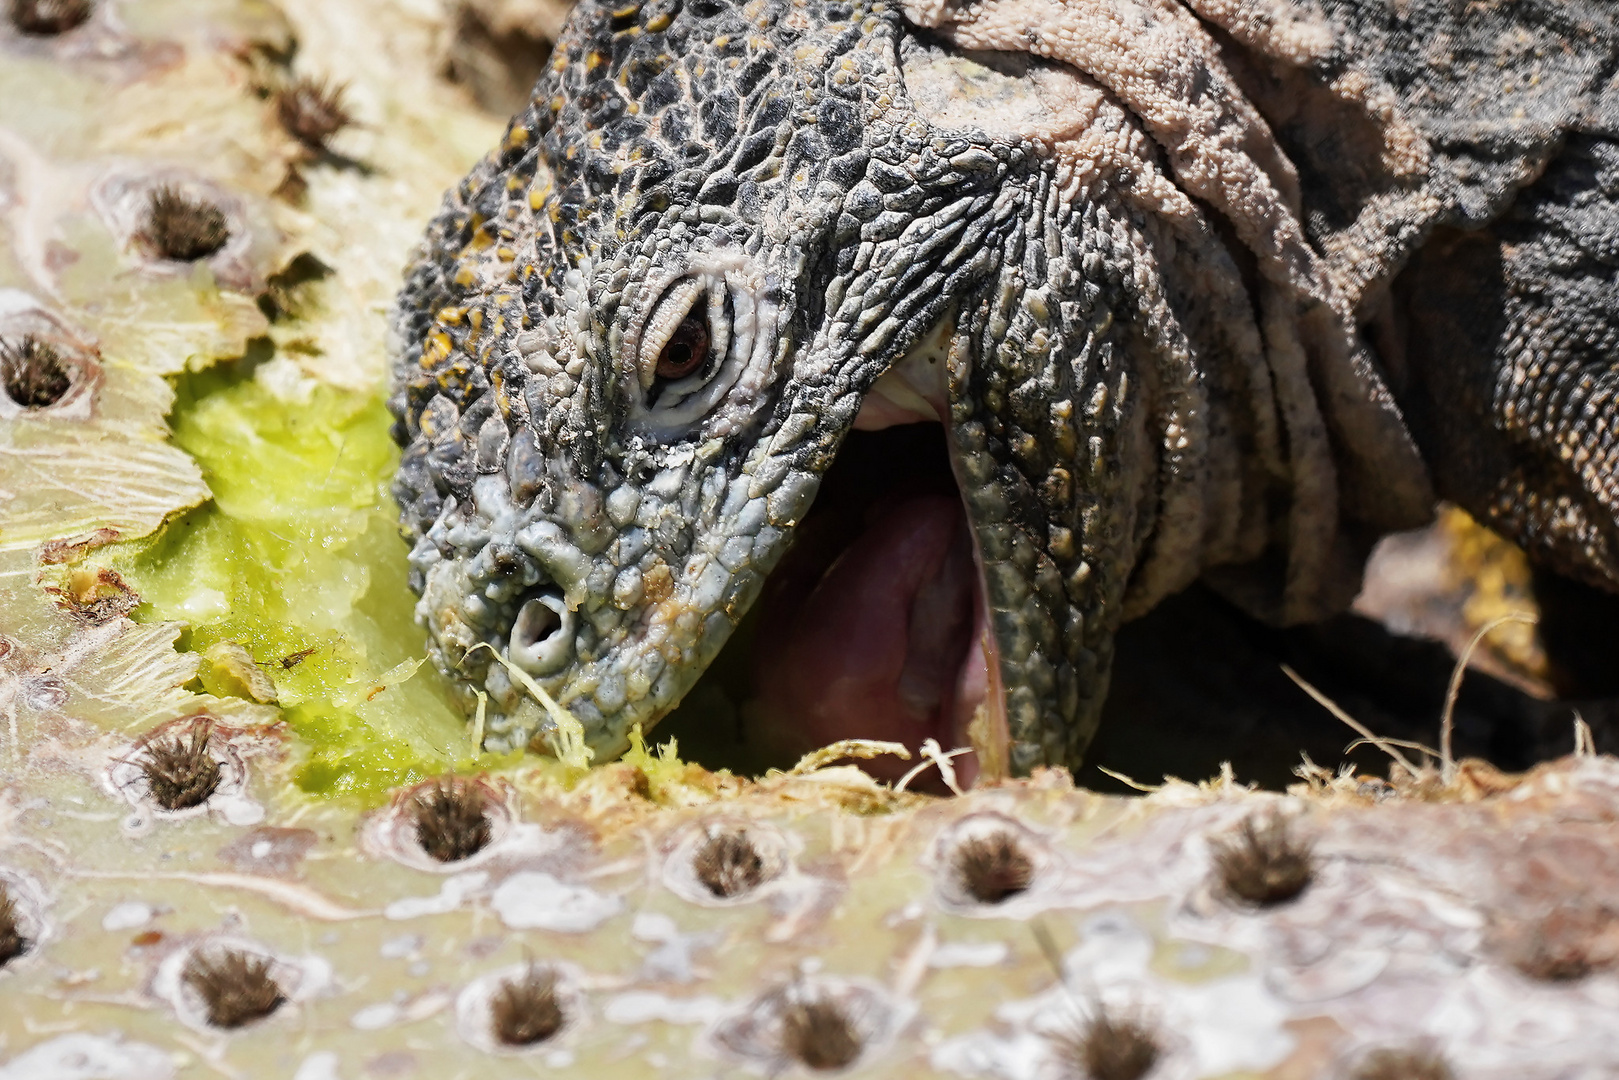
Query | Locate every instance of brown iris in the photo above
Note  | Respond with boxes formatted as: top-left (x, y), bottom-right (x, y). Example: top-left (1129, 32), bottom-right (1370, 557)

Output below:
top-left (655, 313), bottom-right (709, 381)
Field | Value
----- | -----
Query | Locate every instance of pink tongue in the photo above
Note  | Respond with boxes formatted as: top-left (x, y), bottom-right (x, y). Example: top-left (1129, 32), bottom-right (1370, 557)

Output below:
top-left (753, 495), bottom-right (980, 782)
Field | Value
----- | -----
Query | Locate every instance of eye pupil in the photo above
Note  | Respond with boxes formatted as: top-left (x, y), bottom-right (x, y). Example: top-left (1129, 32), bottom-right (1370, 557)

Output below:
top-left (655, 314), bottom-right (709, 380)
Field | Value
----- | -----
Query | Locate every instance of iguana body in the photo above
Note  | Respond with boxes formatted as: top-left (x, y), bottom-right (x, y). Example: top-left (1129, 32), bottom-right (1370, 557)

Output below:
top-left (388, 0), bottom-right (1619, 777)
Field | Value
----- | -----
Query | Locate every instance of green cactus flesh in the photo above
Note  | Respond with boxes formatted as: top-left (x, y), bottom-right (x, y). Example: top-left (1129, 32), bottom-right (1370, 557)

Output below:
top-left (110, 368), bottom-right (512, 797)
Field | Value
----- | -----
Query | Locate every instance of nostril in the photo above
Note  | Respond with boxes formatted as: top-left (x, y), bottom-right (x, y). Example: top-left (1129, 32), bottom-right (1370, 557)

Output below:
top-left (516, 596), bottom-right (562, 643)
top-left (509, 588), bottom-right (573, 675)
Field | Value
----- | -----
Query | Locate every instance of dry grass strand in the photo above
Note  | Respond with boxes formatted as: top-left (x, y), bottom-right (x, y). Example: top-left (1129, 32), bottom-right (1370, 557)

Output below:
top-left (1439, 611), bottom-right (1538, 782)
top-left (954, 832), bottom-right (1035, 904)
top-left (412, 777), bottom-right (492, 863)
top-left (9, 0), bottom-right (91, 34)
top-left (1211, 812), bottom-right (1315, 906)
top-left (141, 721), bottom-right (222, 811)
top-left (489, 963), bottom-right (565, 1046)
top-left (0, 883), bottom-right (27, 967)
top-left (781, 994), bottom-right (863, 1071)
top-left (181, 948), bottom-right (285, 1028)
top-left (694, 829), bottom-right (765, 898)
top-left (1282, 664), bottom-right (1423, 778)
top-left (138, 185), bottom-right (229, 262)
top-left (1, 335), bottom-right (72, 408)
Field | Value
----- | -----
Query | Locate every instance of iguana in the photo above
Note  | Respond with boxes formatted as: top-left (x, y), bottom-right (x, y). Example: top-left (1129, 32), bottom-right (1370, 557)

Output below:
top-left (387, 0), bottom-right (1619, 780)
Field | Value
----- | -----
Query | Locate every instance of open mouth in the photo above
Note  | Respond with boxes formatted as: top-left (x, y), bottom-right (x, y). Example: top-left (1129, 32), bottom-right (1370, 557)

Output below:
top-left (664, 345), bottom-right (1008, 791)
top-left (749, 420), bottom-right (1000, 788)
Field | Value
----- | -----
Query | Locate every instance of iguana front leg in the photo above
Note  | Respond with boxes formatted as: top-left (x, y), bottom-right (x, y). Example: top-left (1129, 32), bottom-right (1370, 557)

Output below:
top-left (1397, 133), bottom-right (1619, 598)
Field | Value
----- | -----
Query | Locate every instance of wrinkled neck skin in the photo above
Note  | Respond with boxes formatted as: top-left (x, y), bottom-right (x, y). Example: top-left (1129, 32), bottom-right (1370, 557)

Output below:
top-left (388, 0), bottom-right (1430, 778)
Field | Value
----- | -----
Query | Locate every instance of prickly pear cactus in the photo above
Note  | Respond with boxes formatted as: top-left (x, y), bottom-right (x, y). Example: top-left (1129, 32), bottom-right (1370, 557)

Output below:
top-left (2, 1), bottom-right (1618, 1078)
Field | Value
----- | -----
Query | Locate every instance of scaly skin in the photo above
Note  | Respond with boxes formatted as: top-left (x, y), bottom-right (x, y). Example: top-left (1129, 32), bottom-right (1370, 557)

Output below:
top-left (389, 0), bottom-right (1619, 773)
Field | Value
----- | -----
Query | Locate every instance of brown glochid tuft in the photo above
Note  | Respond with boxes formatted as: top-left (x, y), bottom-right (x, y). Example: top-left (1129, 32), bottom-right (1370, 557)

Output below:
top-left (0, 883), bottom-right (28, 967)
top-left (181, 947), bottom-right (286, 1028)
top-left (1, 335), bottom-right (72, 409)
top-left (1350, 1046), bottom-right (1455, 1080)
top-left (9, 0), bottom-right (92, 35)
top-left (1053, 1008), bottom-right (1161, 1080)
top-left (54, 567), bottom-right (139, 624)
top-left (1211, 812), bottom-right (1315, 907)
top-left (489, 963), bottom-right (565, 1046)
top-left (258, 252), bottom-right (334, 322)
top-left (627, 765), bottom-right (653, 800)
top-left (140, 720), bottom-right (222, 811)
top-left (1500, 902), bottom-right (1618, 981)
top-left (781, 994), bottom-right (863, 1072)
top-left (694, 829), bottom-right (766, 899)
top-left (954, 831), bottom-right (1035, 904)
top-left (274, 76), bottom-right (352, 151)
top-left (411, 777), bottom-right (492, 863)
top-left (138, 185), bottom-right (229, 262)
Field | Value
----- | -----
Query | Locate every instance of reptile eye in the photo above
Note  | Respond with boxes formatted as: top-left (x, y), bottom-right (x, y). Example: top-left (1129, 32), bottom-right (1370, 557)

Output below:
top-left (655, 313), bottom-right (709, 381)
top-left (632, 265), bottom-right (762, 432)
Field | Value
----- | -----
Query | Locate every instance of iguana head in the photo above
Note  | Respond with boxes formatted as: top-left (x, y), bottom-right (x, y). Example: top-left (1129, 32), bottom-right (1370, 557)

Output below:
top-left (389, 0), bottom-right (1037, 777)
